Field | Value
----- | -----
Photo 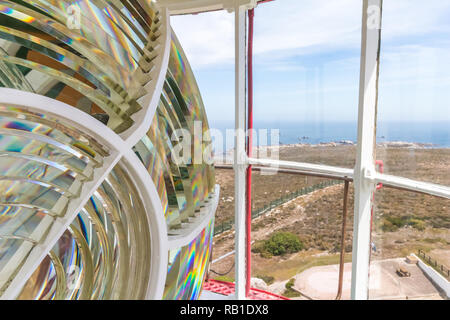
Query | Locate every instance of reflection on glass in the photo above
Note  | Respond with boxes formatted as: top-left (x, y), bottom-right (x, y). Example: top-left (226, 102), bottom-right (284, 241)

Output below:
top-left (244, 0), bottom-right (363, 169)
top-left (0, 1), bottom-right (217, 301)
top-left (164, 220), bottom-right (214, 300)
top-left (212, 170), bottom-right (354, 299)
top-left (370, 188), bottom-right (450, 300)
top-left (134, 32), bottom-right (216, 230)
top-left (377, 0), bottom-right (450, 185)
top-left (0, 105), bottom-right (109, 296)
top-left (16, 164), bottom-right (151, 300)
top-left (0, 0), bottom-right (161, 133)
top-left (0, 105), bottom-right (152, 300)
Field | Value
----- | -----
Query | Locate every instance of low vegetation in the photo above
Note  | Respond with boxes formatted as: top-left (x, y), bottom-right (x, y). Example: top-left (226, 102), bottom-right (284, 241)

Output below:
top-left (255, 274), bottom-right (275, 285)
top-left (252, 232), bottom-right (304, 258)
top-left (282, 278), bottom-right (301, 298)
top-left (213, 275), bottom-right (234, 283)
top-left (212, 146), bottom-right (450, 285)
top-left (380, 216), bottom-right (427, 232)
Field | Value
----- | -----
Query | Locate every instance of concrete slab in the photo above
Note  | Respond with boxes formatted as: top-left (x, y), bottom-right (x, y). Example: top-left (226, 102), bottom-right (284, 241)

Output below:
top-left (293, 258), bottom-right (445, 300)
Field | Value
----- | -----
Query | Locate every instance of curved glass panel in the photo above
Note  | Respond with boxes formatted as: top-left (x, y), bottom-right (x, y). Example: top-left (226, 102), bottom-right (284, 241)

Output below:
top-left (0, 105), bottom-right (108, 296)
top-left (134, 32), bottom-right (216, 230)
top-left (0, 1), bottom-right (216, 301)
top-left (16, 164), bottom-right (151, 300)
top-left (0, 104), bottom-right (152, 300)
top-left (15, 253), bottom-right (59, 300)
top-left (0, 0), bottom-right (161, 133)
top-left (164, 219), bottom-right (214, 300)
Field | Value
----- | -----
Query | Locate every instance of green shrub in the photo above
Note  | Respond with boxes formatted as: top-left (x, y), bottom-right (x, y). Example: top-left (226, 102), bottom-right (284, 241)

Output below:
top-left (263, 232), bottom-right (304, 256)
top-left (260, 251), bottom-right (273, 259)
top-left (283, 279), bottom-right (301, 298)
top-left (252, 240), bottom-right (273, 258)
top-left (283, 288), bottom-right (301, 298)
top-left (285, 278), bottom-right (295, 290)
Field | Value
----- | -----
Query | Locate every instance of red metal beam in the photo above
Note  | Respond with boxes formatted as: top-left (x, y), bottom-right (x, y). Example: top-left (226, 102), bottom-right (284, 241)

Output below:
top-left (203, 279), bottom-right (290, 300)
top-left (245, 7), bottom-right (255, 298)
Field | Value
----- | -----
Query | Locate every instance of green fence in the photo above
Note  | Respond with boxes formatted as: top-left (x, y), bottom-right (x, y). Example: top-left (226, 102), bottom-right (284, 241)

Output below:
top-left (214, 179), bottom-right (343, 237)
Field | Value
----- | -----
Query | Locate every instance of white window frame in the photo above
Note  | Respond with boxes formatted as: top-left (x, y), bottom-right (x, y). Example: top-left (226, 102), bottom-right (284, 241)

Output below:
top-left (232, 0), bottom-right (450, 300)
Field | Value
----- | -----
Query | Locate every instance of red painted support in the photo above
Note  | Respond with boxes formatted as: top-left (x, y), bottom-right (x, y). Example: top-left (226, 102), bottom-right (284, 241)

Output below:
top-left (246, 7), bottom-right (255, 298)
top-left (203, 280), bottom-right (290, 300)
top-left (245, 0), bottom-right (276, 299)
top-left (375, 160), bottom-right (384, 190)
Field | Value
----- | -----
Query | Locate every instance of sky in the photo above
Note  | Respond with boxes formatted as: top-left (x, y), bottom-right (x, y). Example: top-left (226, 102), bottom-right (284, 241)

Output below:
top-left (171, 0), bottom-right (450, 126)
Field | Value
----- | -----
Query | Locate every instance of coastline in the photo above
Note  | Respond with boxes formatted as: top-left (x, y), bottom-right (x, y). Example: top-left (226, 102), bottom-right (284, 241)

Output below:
top-left (213, 140), bottom-right (446, 163)
top-left (275, 140), bottom-right (438, 149)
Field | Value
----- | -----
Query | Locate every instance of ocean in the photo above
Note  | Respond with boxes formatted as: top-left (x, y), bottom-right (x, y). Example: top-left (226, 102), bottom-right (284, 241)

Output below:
top-left (209, 121), bottom-right (450, 148)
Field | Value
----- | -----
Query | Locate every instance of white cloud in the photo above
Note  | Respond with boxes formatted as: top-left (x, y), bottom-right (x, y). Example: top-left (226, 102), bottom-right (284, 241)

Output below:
top-left (381, 0), bottom-right (450, 39)
top-left (171, 10), bottom-right (235, 67)
top-left (171, 0), bottom-right (450, 123)
top-left (171, 0), bottom-right (450, 69)
top-left (380, 45), bottom-right (450, 85)
top-left (252, 0), bottom-right (362, 55)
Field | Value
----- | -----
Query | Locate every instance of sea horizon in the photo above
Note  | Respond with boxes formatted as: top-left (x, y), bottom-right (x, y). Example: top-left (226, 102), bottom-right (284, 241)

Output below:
top-left (208, 120), bottom-right (450, 148)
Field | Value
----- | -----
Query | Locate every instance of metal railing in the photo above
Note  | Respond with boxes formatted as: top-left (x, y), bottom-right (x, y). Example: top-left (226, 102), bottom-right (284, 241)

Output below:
top-left (213, 179), bottom-right (343, 236)
top-left (418, 249), bottom-right (450, 279)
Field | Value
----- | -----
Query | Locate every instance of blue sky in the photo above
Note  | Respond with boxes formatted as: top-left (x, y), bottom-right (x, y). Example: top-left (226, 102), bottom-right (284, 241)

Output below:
top-left (171, 0), bottom-right (450, 126)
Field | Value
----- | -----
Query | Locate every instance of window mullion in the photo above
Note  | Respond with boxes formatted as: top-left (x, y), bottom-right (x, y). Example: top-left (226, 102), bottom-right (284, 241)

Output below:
top-left (351, 0), bottom-right (383, 300)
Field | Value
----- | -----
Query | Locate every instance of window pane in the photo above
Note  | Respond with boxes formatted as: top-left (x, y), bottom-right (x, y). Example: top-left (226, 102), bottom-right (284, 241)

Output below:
top-left (252, 0), bottom-right (362, 169)
top-left (377, 0), bottom-right (450, 185)
top-left (370, 188), bottom-right (450, 300)
top-left (212, 170), bottom-right (354, 299)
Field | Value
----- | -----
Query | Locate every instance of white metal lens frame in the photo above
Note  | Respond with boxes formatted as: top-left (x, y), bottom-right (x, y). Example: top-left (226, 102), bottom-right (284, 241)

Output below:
top-left (0, 91), bottom-right (169, 299)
